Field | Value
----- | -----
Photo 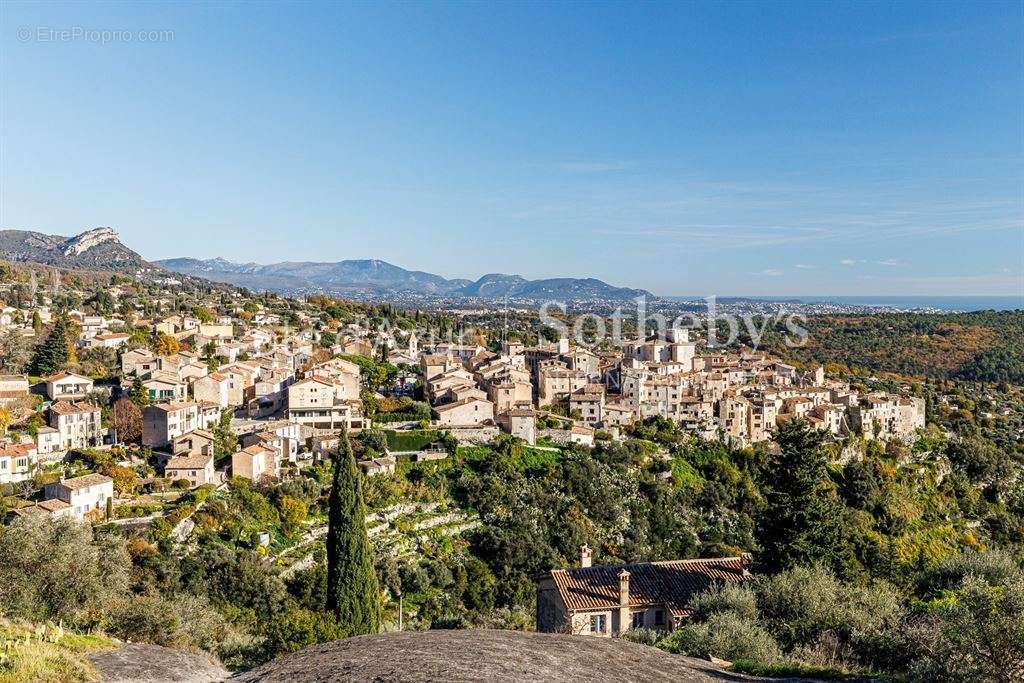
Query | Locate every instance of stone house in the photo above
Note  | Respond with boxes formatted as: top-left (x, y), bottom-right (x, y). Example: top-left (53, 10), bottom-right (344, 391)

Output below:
top-left (232, 444), bottom-right (278, 481)
top-left (498, 408), bottom-right (537, 445)
top-left (0, 441), bottom-right (37, 484)
top-left (0, 374), bottom-right (30, 409)
top-left (287, 377), bottom-right (366, 432)
top-left (121, 348), bottom-right (160, 377)
top-left (172, 428), bottom-right (216, 458)
top-left (535, 548), bottom-right (750, 636)
top-left (48, 400), bottom-right (103, 450)
top-left (43, 473), bottom-right (114, 520)
top-left (435, 397), bottom-right (495, 427)
top-left (359, 454), bottom-right (397, 477)
top-left (142, 401), bottom-right (218, 448)
top-left (164, 452), bottom-right (216, 488)
top-left (193, 372), bottom-right (232, 408)
top-left (142, 371), bottom-right (188, 402)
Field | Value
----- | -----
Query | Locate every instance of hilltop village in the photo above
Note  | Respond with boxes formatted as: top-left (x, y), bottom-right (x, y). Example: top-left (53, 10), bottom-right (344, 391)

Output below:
top-left (0, 264), bottom-right (1018, 680)
top-left (0, 267), bottom-right (924, 513)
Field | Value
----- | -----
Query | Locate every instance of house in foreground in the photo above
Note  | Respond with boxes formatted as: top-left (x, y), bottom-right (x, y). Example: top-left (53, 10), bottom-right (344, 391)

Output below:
top-left (535, 547), bottom-right (750, 636)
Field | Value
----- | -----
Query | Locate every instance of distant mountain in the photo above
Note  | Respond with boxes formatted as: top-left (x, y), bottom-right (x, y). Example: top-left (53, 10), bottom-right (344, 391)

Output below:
top-left (0, 228), bottom-right (150, 270)
top-left (156, 257), bottom-right (650, 301)
top-left (461, 273), bottom-right (648, 300)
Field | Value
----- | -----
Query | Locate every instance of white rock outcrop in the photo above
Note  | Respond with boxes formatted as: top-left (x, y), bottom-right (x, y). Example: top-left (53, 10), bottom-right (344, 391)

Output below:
top-left (61, 227), bottom-right (121, 256)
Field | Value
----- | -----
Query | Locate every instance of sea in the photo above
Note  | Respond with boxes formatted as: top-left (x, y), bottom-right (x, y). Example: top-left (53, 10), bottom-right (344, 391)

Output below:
top-left (756, 295), bottom-right (1022, 312)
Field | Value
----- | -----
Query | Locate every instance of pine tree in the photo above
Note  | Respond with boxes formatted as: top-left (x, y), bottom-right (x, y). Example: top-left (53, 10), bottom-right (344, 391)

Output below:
top-left (326, 428), bottom-right (381, 634)
top-left (31, 315), bottom-right (71, 375)
top-left (754, 419), bottom-right (860, 579)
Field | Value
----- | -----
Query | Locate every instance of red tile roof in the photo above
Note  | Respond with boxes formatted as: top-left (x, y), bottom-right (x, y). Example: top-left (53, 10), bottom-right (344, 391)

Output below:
top-left (548, 557), bottom-right (749, 613)
top-left (49, 400), bottom-right (101, 416)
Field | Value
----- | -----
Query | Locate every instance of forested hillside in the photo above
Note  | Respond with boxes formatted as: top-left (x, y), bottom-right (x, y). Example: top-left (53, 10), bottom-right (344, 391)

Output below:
top-left (760, 310), bottom-right (1024, 383)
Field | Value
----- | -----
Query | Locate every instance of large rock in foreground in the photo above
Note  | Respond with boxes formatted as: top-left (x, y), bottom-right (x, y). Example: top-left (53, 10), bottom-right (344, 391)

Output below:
top-left (235, 629), bottom-right (750, 682)
top-left (90, 643), bottom-right (228, 683)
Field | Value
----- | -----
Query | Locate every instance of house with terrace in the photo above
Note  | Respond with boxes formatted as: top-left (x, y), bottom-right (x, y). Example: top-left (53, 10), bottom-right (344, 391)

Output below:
top-left (44, 372), bottom-right (94, 401)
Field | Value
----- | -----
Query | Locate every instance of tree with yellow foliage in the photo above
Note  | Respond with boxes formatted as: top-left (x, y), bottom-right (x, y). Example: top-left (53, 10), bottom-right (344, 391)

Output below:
top-left (153, 333), bottom-right (180, 357)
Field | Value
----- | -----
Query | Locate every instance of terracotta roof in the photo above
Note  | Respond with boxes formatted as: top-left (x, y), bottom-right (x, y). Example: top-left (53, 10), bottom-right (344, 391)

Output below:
top-left (435, 397), bottom-right (491, 412)
top-left (173, 429), bottom-right (216, 450)
top-left (0, 443), bottom-right (36, 457)
top-left (292, 377), bottom-right (334, 387)
top-left (50, 400), bottom-right (100, 415)
top-left (57, 473), bottom-right (113, 490)
top-left (166, 453), bottom-right (213, 470)
top-left (548, 557), bottom-right (749, 613)
top-left (37, 499), bottom-right (71, 512)
top-left (45, 372), bottom-right (90, 382)
top-left (147, 401), bottom-right (199, 412)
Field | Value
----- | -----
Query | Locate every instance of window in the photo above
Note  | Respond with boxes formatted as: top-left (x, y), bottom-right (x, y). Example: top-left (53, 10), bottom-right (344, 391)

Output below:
top-left (654, 610), bottom-right (665, 626)
top-left (631, 611), bottom-right (645, 629)
top-left (589, 614), bottom-right (606, 633)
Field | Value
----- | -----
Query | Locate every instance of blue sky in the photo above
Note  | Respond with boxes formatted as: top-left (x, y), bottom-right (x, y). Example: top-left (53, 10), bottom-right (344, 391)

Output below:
top-left (1, 1), bottom-right (1021, 297)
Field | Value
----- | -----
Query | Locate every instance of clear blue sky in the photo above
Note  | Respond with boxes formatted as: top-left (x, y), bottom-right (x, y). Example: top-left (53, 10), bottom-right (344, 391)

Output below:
top-left (1, 1), bottom-right (1021, 297)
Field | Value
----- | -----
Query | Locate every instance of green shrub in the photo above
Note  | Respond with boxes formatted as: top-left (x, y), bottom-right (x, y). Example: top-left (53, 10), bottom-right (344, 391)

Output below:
top-left (621, 627), bottom-right (661, 646)
top-left (659, 612), bottom-right (781, 663)
top-left (689, 583), bottom-right (759, 622)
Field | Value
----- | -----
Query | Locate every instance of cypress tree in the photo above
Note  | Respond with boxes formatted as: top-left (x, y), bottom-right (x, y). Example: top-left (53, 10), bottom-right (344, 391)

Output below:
top-left (31, 315), bottom-right (70, 375)
top-left (326, 427), bottom-right (380, 634)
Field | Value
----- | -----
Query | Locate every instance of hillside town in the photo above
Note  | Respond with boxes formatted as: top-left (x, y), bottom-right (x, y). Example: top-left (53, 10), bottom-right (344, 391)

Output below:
top-left (0, 267), bottom-right (927, 520)
top-left (3, 255), bottom-right (1018, 683)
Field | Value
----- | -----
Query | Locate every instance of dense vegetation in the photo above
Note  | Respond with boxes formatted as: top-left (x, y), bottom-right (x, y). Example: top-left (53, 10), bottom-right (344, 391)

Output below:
top-left (3, 395), bottom-right (1021, 679)
top-left (760, 310), bottom-right (1024, 383)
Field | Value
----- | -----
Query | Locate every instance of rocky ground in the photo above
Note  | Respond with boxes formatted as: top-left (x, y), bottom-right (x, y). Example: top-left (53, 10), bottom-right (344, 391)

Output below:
top-left (90, 630), bottom-right (834, 683)
top-left (233, 629), bottom-right (766, 683)
top-left (89, 643), bottom-right (229, 683)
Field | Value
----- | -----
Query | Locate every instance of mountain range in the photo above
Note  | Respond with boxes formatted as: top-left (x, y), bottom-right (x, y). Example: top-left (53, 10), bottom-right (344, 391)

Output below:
top-left (155, 257), bottom-right (652, 301)
top-left (0, 228), bottom-right (651, 301)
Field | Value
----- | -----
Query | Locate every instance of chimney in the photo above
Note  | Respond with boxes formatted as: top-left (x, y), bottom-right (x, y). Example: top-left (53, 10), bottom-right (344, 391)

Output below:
top-left (580, 544), bottom-right (592, 568)
top-left (618, 569), bottom-right (630, 607)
